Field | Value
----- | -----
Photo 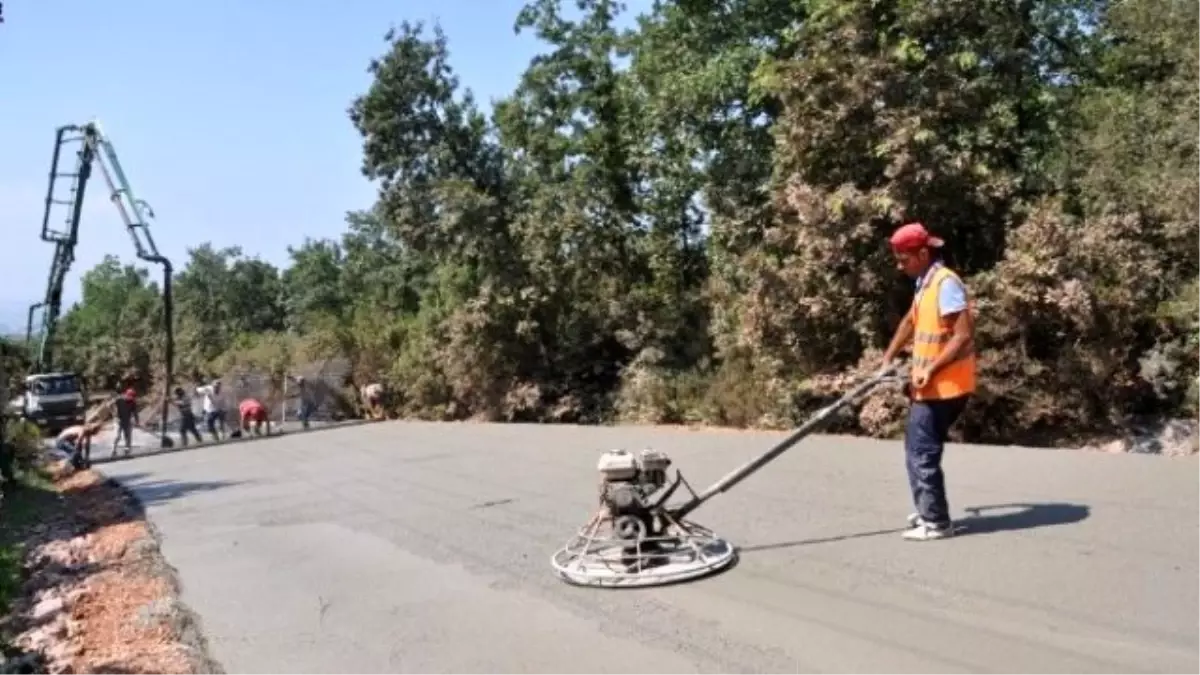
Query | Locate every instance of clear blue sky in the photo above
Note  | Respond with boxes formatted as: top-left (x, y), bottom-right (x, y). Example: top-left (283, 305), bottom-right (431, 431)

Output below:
top-left (0, 0), bottom-right (650, 333)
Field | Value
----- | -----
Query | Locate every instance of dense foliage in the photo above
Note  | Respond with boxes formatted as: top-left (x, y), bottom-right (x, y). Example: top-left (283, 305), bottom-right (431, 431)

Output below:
top-left (11, 0), bottom-right (1198, 444)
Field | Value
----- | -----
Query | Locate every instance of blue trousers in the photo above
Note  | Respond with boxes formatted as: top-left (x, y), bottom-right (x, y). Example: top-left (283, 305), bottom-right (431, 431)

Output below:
top-left (905, 395), bottom-right (969, 528)
top-left (57, 437), bottom-right (87, 469)
top-left (297, 399), bottom-right (313, 429)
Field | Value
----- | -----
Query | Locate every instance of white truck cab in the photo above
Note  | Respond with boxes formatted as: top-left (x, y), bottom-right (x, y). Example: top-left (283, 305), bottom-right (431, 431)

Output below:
top-left (8, 372), bottom-right (87, 433)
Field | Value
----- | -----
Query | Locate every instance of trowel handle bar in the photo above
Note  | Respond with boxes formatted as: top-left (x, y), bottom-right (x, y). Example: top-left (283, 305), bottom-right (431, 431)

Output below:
top-left (670, 363), bottom-right (905, 521)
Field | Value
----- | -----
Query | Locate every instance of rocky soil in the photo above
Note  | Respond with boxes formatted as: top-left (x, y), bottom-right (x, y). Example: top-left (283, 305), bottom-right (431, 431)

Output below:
top-left (1085, 418), bottom-right (1199, 456)
top-left (0, 464), bottom-right (220, 674)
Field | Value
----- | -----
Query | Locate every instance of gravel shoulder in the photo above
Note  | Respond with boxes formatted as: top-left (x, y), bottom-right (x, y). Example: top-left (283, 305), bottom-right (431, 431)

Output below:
top-left (0, 462), bottom-right (222, 674)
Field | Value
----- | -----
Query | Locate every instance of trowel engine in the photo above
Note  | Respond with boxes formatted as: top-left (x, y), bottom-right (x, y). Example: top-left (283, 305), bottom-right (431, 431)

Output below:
top-left (596, 448), bottom-right (674, 542)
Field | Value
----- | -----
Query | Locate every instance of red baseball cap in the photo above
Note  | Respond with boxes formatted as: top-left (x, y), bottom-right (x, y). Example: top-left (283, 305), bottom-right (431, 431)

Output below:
top-left (889, 222), bottom-right (944, 251)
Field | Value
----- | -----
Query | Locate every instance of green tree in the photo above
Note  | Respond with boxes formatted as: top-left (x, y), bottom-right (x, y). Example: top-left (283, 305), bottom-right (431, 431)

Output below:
top-left (55, 255), bottom-right (163, 390)
top-left (347, 22), bottom-right (529, 414)
top-left (701, 0), bottom-right (1101, 428)
top-left (33, 0), bottom-right (1197, 447)
top-left (281, 237), bottom-right (349, 329)
top-left (975, 0), bottom-right (1200, 436)
top-left (173, 244), bottom-right (285, 373)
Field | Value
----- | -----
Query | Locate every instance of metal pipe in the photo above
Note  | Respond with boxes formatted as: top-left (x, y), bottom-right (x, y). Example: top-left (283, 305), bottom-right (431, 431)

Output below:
top-left (669, 364), bottom-right (905, 521)
top-left (25, 303), bottom-right (43, 353)
top-left (157, 262), bottom-right (174, 447)
top-left (83, 122), bottom-right (176, 448)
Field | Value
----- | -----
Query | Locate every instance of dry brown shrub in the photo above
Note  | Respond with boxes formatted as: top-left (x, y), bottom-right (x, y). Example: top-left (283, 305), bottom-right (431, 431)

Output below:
top-left (964, 197), bottom-right (1196, 442)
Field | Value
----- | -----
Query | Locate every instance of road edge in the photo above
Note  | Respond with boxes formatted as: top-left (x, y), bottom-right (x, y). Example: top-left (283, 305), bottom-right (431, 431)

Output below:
top-left (93, 469), bottom-right (226, 674)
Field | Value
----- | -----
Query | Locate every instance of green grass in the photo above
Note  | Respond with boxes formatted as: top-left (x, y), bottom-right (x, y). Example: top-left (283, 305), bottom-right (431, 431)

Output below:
top-left (0, 546), bottom-right (19, 618)
top-left (0, 470), bottom-right (64, 616)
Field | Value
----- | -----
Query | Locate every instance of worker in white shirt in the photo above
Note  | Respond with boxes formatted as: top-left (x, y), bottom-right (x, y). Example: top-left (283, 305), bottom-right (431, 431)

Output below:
top-left (195, 379), bottom-right (228, 441)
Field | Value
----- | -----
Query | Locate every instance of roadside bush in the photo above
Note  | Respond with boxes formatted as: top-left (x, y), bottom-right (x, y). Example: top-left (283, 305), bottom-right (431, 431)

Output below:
top-left (3, 421), bottom-right (42, 473)
top-left (0, 545), bottom-right (18, 616)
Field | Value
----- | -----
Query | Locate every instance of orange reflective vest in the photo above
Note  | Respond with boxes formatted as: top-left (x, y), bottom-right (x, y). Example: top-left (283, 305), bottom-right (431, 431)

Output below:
top-left (910, 264), bottom-right (976, 400)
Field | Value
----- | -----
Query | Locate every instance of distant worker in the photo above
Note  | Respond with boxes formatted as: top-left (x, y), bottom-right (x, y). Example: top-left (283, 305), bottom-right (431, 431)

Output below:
top-left (880, 222), bottom-right (976, 542)
top-left (361, 382), bottom-right (385, 420)
top-left (111, 387), bottom-right (140, 458)
top-left (196, 379), bottom-right (227, 441)
top-left (238, 397), bottom-right (271, 437)
top-left (288, 374), bottom-right (313, 430)
top-left (173, 386), bottom-right (203, 446)
top-left (56, 421), bottom-right (105, 470)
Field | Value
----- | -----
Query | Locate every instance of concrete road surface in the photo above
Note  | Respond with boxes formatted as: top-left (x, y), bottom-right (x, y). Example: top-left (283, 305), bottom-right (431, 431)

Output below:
top-left (98, 421), bottom-right (1198, 674)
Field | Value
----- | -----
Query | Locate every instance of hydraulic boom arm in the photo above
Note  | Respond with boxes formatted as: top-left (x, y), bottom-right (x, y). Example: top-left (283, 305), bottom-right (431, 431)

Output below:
top-left (27, 126), bottom-right (96, 372)
top-left (27, 121), bottom-right (175, 447)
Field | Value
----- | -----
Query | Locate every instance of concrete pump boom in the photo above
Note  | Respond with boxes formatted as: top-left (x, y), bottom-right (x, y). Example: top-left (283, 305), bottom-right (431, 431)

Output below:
top-left (26, 121), bottom-right (175, 448)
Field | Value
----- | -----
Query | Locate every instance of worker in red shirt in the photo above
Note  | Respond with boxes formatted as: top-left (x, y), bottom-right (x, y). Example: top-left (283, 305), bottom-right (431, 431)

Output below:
top-left (238, 397), bottom-right (271, 437)
top-left (111, 387), bottom-right (141, 457)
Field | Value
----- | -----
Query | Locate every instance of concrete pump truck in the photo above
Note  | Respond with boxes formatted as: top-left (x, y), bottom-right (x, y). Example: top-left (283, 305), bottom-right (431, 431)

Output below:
top-left (10, 121), bottom-right (175, 448)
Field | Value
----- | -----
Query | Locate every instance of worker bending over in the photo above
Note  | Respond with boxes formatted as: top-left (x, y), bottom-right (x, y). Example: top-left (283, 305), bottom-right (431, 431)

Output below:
top-left (238, 397), bottom-right (271, 437)
top-left (361, 382), bottom-right (385, 420)
top-left (56, 421), bottom-right (105, 470)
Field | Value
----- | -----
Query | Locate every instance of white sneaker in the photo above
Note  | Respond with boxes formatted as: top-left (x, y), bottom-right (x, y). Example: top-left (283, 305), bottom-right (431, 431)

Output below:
top-left (907, 512), bottom-right (924, 528)
top-left (902, 521), bottom-right (955, 541)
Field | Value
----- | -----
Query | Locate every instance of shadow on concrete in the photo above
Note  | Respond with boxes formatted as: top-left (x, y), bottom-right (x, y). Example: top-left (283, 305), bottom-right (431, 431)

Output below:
top-left (738, 527), bottom-right (908, 553)
top-left (738, 502), bottom-right (1092, 554)
top-left (103, 471), bottom-right (245, 509)
top-left (955, 502), bottom-right (1091, 535)
top-left (55, 472), bottom-right (244, 533)
top-left (0, 468), bottom-right (245, 549)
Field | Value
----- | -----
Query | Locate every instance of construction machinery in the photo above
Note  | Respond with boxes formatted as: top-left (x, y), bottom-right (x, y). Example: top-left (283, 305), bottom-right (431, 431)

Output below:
top-left (7, 372), bottom-right (87, 434)
top-left (22, 121), bottom-right (175, 446)
top-left (551, 364), bottom-right (907, 588)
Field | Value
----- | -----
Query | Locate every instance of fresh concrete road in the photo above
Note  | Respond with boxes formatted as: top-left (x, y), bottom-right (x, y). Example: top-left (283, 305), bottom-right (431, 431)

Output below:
top-left (59, 420), bottom-right (350, 464)
top-left (99, 421), bottom-right (1198, 674)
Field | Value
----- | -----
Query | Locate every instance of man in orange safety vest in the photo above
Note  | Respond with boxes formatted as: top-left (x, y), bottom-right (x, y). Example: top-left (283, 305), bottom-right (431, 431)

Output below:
top-left (881, 222), bottom-right (977, 541)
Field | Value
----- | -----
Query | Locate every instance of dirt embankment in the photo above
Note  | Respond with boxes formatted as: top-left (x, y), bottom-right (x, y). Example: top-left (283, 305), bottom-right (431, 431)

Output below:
top-left (0, 465), bottom-right (221, 674)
